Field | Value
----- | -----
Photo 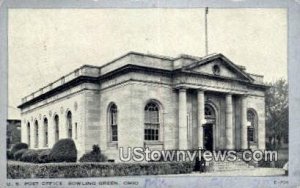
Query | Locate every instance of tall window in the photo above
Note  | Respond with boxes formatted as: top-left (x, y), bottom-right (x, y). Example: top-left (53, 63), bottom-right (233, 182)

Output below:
top-left (34, 120), bottom-right (38, 148)
top-left (67, 111), bottom-right (72, 139)
top-left (109, 104), bottom-right (118, 142)
top-left (27, 122), bottom-right (31, 147)
top-left (74, 123), bottom-right (78, 139)
top-left (144, 102), bottom-right (160, 141)
top-left (43, 118), bottom-right (48, 147)
top-left (247, 110), bottom-right (257, 142)
top-left (54, 115), bottom-right (59, 143)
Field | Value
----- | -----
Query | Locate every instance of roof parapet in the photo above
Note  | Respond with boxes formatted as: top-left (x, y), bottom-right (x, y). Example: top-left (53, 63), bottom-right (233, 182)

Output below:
top-left (21, 65), bottom-right (100, 104)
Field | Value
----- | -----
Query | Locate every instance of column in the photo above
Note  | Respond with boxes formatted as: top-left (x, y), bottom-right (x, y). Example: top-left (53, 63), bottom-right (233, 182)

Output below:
top-left (48, 118), bottom-right (54, 148)
top-left (31, 121), bottom-right (36, 149)
top-left (60, 115), bottom-right (68, 139)
top-left (178, 88), bottom-right (188, 150)
top-left (197, 90), bottom-right (205, 149)
top-left (27, 123), bottom-right (31, 148)
top-left (241, 95), bottom-right (248, 149)
top-left (21, 121), bottom-right (27, 144)
top-left (225, 94), bottom-right (234, 149)
top-left (39, 120), bottom-right (45, 148)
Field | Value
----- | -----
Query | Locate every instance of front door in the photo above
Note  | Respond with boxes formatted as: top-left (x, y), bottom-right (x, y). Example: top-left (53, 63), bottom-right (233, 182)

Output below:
top-left (203, 124), bottom-right (213, 151)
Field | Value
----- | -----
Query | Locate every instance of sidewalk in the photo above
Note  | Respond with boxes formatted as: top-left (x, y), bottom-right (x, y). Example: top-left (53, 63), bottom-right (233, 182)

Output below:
top-left (159, 168), bottom-right (286, 177)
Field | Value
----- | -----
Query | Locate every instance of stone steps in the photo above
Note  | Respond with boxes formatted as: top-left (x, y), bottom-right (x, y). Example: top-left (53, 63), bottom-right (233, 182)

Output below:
top-left (207, 158), bottom-right (255, 172)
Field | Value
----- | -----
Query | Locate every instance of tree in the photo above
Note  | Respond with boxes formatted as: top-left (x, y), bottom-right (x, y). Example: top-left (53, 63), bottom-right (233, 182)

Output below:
top-left (265, 78), bottom-right (288, 150)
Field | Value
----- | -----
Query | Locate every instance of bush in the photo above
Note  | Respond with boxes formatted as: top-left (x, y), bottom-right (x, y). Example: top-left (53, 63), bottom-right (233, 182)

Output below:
top-left (7, 150), bottom-right (13, 160)
top-left (7, 161), bottom-right (194, 178)
top-left (38, 149), bottom-right (51, 163)
top-left (48, 139), bottom-right (77, 162)
top-left (20, 150), bottom-right (40, 163)
top-left (275, 159), bottom-right (288, 168)
top-left (11, 143), bottom-right (28, 156)
top-left (91, 145), bottom-right (101, 155)
top-left (14, 149), bottom-right (28, 161)
top-left (79, 145), bottom-right (107, 162)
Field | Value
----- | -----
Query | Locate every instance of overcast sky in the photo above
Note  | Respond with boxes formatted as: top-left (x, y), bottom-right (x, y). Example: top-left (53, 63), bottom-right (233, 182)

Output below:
top-left (8, 8), bottom-right (287, 119)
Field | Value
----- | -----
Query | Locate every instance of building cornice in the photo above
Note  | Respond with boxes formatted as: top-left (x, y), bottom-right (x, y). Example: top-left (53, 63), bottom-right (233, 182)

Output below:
top-left (18, 76), bottom-right (98, 109)
top-left (176, 70), bottom-right (269, 90)
top-left (18, 54), bottom-right (268, 109)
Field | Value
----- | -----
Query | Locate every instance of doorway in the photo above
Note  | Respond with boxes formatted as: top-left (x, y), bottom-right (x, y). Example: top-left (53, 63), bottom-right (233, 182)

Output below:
top-left (203, 124), bottom-right (213, 151)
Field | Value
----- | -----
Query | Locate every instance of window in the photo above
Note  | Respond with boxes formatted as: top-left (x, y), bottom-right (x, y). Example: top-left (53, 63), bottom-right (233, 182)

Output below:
top-left (34, 120), bottom-right (38, 148)
top-left (75, 123), bottom-right (78, 139)
top-left (27, 122), bottom-right (31, 147)
top-left (204, 105), bottom-right (216, 122)
top-left (247, 110), bottom-right (257, 143)
top-left (43, 118), bottom-right (48, 147)
top-left (247, 127), bottom-right (254, 142)
top-left (205, 106), bottom-right (215, 117)
top-left (54, 115), bottom-right (59, 143)
top-left (109, 104), bottom-right (118, 142)
top-left (212, 64), bottom-right (220, 75)
top-left (144, 102), bottom-right (160, 141)
top-left (67, 111), bottom-right (72, 139)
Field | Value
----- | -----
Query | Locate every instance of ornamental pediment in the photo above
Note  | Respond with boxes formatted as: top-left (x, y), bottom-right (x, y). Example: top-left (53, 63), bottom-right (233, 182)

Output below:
top-left (183, 54), bottom-right (254, 82)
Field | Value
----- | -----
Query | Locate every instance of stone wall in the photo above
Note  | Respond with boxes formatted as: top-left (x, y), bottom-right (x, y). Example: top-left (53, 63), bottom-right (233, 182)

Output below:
top-left (20, 83), bottom-right (98, 158)
top-left (247, 95), bottom-right (266, 150)
top-left (83, 89), bottom-right (101, 154)
top-left (99, 79), bottom-right (177, 161)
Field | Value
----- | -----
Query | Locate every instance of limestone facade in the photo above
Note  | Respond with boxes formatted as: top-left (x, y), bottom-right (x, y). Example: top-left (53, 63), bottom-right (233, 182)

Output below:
top-left (18, 52), bottom-right (267, 161)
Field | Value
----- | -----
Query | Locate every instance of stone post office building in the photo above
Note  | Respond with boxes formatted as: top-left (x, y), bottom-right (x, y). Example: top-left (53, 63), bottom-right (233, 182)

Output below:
top-left (18, 52), bottom-right (267, 161)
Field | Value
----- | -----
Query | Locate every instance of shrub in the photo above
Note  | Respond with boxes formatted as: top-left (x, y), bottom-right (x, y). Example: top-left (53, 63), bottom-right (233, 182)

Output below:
top-left (7, 161), bottom-right (194, 178)
top-left (91, 145), bottom-right (101, 155)
top-left (38, 149), bottom-right (51, 163)
top-left (11, 143), bottom-right (28, 156)
top-left (79, 145), bottom-right (107, 162)
top-left (48, 139), bottom-right (77, 162)
top-left (7, 150), bottom-right (13, 160)
top-left (275, 159), bottom-right (288, 168)
top-left (14, 149), bottom-right (28, 161)
top-left (20, 150), bottom-right (40, 163)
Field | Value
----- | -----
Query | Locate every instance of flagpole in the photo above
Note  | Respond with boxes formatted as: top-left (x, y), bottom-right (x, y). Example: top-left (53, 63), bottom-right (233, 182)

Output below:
top-left (205, 7), bottom-right (208, 56)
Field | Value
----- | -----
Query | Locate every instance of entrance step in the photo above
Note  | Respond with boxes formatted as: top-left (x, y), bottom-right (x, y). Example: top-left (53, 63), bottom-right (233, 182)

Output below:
top-left (206, 157), bottom-right (255, 172)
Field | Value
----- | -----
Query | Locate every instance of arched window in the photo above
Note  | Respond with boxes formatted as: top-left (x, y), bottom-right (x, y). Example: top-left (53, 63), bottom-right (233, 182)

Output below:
top-left (34, 120), bottom-right (38, 148)
top-left (204, 105), bottom-right (215, 119)
top-left (109, 104), bottom-right (118, 142)
top-left (144, 102), bottom-right (160, 141)
top-left (54, 115), bottom-right (59, 143)
top-left (67, 111), bottom-right (72, 139)
top-left (27, 122), bottom-right (31, 147)
top-left (74, 123), bottom-right (78, 139)
top-left (247, 110), bottom-right (257, 143)
top-left (43, 118), bottom-right (48, 147)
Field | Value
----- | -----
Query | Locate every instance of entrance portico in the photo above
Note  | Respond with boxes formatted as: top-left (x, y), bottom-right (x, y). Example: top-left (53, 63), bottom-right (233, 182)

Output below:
top-left (177, 85), bottom-right (249, 151)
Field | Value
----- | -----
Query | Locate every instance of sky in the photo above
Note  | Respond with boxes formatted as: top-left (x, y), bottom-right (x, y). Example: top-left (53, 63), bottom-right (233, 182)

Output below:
top-left (8, 8), bottom-right (287, 119)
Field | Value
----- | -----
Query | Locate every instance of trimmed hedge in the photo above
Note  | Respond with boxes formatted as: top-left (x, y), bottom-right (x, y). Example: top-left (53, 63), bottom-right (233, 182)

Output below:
top-left (20, 150), bottom-right (40, 163)
top-left (14, 149), bottom-right (28, 161)
top-left (7, 150), bottom-right (14, 160)
top-left (11, 143), bottom-right (28, 156)
top-left (79, 145), bottom-right (107, 162)
top-left (38, 149), bottom-right (51, 163)
top-left (49, 139), bottom-right (77, 162)
top-left (7, 161), bottom-right (194, 178)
